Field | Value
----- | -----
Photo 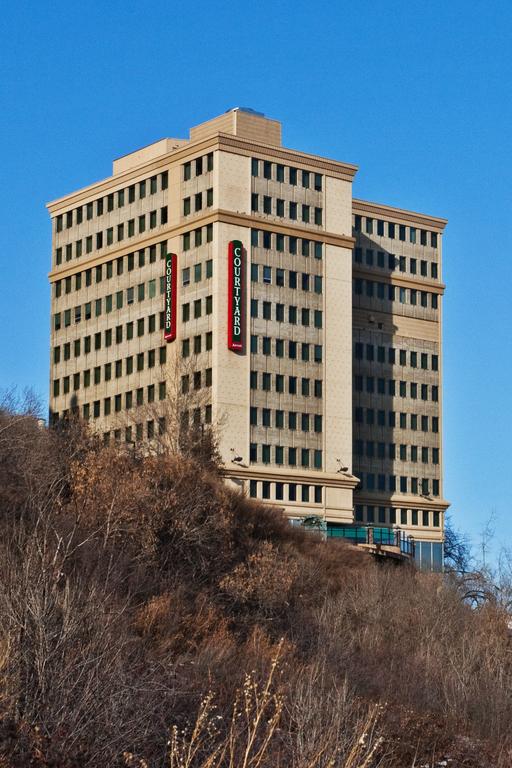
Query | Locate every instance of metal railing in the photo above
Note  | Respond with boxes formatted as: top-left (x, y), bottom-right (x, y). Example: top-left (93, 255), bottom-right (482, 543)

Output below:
top-left (326, 525), bottom-right (415, 559)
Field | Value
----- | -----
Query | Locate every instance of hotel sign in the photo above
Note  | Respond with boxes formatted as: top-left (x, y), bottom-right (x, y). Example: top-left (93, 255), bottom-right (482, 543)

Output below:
top-left (164, 253), bottom-right (177, 342)
top-left (228, 240), bottom-right (244, 351)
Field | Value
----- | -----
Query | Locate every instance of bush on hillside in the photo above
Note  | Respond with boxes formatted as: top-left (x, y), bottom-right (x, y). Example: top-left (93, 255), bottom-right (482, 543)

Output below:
top-left (0, 399), bottom-right (511, 767)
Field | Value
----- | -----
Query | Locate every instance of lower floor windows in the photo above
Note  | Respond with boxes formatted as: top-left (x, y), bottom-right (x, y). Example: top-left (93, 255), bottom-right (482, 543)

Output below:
top-left (355, 470), bottom-right (441, 496)
top-left (247, 479), bottom-right (323, 505)
top-left (354, 504), bottom-right (442, 529)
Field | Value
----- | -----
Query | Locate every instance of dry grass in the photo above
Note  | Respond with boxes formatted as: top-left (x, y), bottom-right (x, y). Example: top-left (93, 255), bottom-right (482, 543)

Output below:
top-left (0, 400), bottom-right (511, 766)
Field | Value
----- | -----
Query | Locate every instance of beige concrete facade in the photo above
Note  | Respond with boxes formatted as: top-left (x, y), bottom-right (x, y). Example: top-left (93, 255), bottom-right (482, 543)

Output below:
top-left (351, 199), bottom-right (448, 568)
top-left (47, 108), bottom-right (448, 568)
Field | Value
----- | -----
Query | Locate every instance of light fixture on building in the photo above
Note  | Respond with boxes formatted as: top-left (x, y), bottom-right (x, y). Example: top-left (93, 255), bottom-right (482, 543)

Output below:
top-left (336, 458), bottom-right (349, 473)
top-left (230, 448), bottom-right (244, 464)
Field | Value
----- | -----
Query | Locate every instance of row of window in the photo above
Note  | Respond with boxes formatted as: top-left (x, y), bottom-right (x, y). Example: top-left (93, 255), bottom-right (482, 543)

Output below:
top-left (183, 153), bottom-right (214, 180)
top-left (354, 278), bottom-right (440, 309)
top-left (54, 241), bottom-right (168, 295)
top-left (54, 272), bottom-right (213, 322)
top-left (250, 443), bottom-right (323, 469)
top-left (250, 372), bottom-right (322, 397)
top-left (182, 259), bottom-right (213, 285)
top-left (54, 404), bottom-right (212, 432)
top-left (250, 407), bottom-right (322, 433)
top-left (69, 391), bottom-right (165, 420)
top-left (249, 480), bottom-right (323, 504)
top-left (182, 296), bottom-right (213, 321)
top-left (357, 474), bottom-right (440, 496)
top-left (58, 331), bottom-right (193, 369)
top-left (182, 223), bottom-right (213, 250)
top-left (353, 216), bottom-right (439, 248)
top-left (54, 278), bottom-right (165, 331)
top-left (251, 336), bottom-right (323, 363)
top-left (251, 300), bottom-right (322, 325)
top-left (354, 343), bottom-right (439, 371)
top-left (54, 370), bottom-right (167, 402)
top-left (354, 408), bottom-right (439, 432)
top-left (183, 188), bottom-right (213, 215)
top-left (354, 248), bottom-right (438, 279)
top-left (251, 159), bottom-right (323, 191)
top-left (181, 369), bottom-right (213, 392)
top-left (252, 264), bottom-right (323, 293)
top-left (104, 418), bottom-right (168, 443)
top-left (53, 314), bottom-right (166, 364)
top-left (52, 351), bottom-right (168, 396)
top-left (56, 272), bottom-right (164, 304)
top-left (55, 172), bottom-right (169, 233)
top-left (53, 263), bottom-right (214, 332)
top-left (55, 209), bottom-right (168, 264)
top-left (181, 332), bottom-right (213, 357)
top-left (251, 194), bottom-right (322, 225)
top-left (251, 228), bottom-right (323, 257)
top-left (354, 376), bottom-right (439, 402)
top-left (353, 505), bottom-right (441, 527)
top-left (53, 402), bottom-right (212, 432)
top-left (354, 441), bottom-right (439, 464)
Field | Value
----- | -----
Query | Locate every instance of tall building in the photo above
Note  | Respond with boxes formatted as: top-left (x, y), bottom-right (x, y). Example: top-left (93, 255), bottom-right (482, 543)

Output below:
top-left (47, 108), bottom-right (448, 569)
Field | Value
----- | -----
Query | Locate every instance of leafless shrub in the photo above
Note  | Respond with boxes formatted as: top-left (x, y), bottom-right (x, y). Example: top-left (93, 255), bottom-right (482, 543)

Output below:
top-left (168, 644), bottom-right (388, 768)
top-left (0, 397), bottom-right (511, 767)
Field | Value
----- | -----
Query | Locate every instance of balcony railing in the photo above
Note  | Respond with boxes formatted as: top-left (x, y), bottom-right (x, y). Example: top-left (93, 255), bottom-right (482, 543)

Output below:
top-left (326, 524), bottom-right (415, 559)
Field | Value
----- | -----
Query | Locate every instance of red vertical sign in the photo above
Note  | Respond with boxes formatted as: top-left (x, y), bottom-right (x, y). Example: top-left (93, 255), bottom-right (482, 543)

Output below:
top-left (228, 240), bottom-right (244, 351)
top-left (164, 253), bottom-right (177, 342)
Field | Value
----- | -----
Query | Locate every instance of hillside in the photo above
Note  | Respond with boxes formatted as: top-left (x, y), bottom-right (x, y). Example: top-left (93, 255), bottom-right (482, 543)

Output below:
top-left (0, 404), bottom-right (511, 767)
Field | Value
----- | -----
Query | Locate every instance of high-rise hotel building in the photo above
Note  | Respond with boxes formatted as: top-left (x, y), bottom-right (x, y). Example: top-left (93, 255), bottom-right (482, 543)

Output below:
top-left (47, 108), bottom-right (448, 570)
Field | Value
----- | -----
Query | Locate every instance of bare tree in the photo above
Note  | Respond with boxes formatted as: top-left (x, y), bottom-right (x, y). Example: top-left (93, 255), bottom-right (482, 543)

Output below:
top-left (443, 513), bottom-right (473, 575)
top-left (106, 354), bottom-right (221, 470)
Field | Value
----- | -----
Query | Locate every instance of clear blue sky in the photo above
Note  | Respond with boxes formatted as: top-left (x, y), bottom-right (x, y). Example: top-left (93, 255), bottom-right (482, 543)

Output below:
top-left (1, 0), bottom-right (510, 559)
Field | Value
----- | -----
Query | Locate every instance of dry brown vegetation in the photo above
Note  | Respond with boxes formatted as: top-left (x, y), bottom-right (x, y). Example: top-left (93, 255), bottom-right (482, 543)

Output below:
top-left (1, 396), bottom-right (512, 767)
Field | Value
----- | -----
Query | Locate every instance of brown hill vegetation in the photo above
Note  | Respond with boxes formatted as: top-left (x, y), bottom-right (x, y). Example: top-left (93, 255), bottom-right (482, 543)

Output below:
top-left (0, 401), bottom-right (511, 767)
